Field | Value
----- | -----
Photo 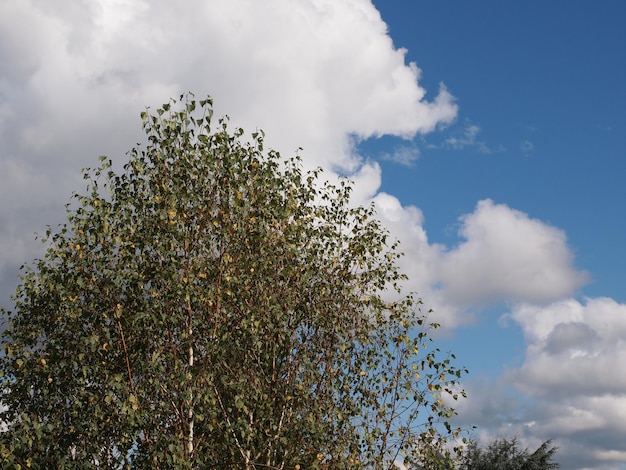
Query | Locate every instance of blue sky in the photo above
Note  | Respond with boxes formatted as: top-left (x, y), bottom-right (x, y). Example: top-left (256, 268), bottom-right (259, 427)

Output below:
top-left (371, 1), bottom-right (625, 300)
top-left (0, 1), bottom-right (624, 468)
top-left (368, 3), bottom-right (625, 467)
top-left (379, 3), bottom-right (625, 468)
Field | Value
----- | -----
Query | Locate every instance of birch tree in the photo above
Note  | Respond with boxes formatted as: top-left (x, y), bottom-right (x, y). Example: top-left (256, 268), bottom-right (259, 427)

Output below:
top-left (0, 95), bottom-right (466, 469)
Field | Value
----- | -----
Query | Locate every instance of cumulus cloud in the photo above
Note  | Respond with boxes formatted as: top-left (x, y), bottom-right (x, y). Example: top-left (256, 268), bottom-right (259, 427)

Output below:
top-left (438, 199), bottom-right (588, 305)
top-left (453, 298), bottom-right (626, 469)
top-left (0, 0), bottom-right (457, 306)
top-left (359, 197), bottom-right (589, 330)
top-left (505, 298), bottom-right (626, 396)
top-left (347, 197), bottom-right (590, 329)
top-left (372, 192), bottom-right (443, 293)
top-left (1, 0), bottom-right (458, 169)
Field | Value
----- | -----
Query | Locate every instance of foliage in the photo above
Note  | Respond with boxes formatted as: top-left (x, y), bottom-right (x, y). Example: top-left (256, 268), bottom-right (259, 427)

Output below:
top-left (457, 437), bottom-right (559, 470)
top-left (0, 94), bottom-right (467, 469)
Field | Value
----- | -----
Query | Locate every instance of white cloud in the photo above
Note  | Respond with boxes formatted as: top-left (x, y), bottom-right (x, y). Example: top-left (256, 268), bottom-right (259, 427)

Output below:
top-left (433, 121), bottom-right (502, 154)
top-left (0, 0), bottom-right (457, 306)
top-left (366, 192), bottom-right (465, 327)
top-left (438, 199), bottom-right (588, 305)
top-left (0, 0), bottom-right (457, 157)
top-left (454, 297), bottom-right (626, 469)
top-left (380, 143), bottom-right (421, 166)
top-left (372, 192), bottom-right (442, 295)
top-left (505, 298), bottom-right (626, 396)
top-left (443, 123), bottom-right (486, 151)
top-left (520, 139), bottom-right (534, 155)
top-left (507, 297), bottom-right (626, 346)
top-left (352, 197), bottom-right (589, 329)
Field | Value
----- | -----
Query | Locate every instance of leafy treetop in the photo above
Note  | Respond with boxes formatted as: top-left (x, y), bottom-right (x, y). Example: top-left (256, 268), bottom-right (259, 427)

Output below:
top-left (1, 94), bottom-right (467, 469)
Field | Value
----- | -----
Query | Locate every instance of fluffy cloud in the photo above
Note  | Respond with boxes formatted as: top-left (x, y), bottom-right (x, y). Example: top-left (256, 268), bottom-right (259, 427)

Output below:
top-left (0, 0), bottom-right (457, 171)
top-left (358, 197), bottom-right (589, 329)
top-left (345, 196), bottom-right (589, 329)
top-left (372, 192), bottom-right (438, 285)
top-left (439, 199), bottom-right (588, 305)
top-left (506, 298), bottom-right (626, 397)
top-left (454, 298), bottom-right (626, 469)
top-left (0, 0), bottom-right (457, 306)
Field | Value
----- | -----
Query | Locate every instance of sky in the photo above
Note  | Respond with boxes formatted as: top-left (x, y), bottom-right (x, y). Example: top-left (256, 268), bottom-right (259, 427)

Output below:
top-left (0, 1), bottom-right (624, 468)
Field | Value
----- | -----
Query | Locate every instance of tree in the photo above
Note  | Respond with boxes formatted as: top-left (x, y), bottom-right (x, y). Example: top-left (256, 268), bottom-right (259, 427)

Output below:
top-left (457, 437), bottom-right (559, 470)
top-left (0, 94), bottom-right (467, 469)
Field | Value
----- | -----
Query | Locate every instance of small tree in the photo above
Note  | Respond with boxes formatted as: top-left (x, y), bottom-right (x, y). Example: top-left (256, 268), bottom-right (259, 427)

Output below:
top-left (1, 95), bottom-right (467, 469)
top-left (458, 437), bottom-right (559, 470)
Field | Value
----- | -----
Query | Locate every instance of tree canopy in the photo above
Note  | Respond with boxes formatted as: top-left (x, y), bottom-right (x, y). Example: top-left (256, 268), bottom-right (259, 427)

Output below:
top-left (457, 437), bottom-right (559, 470)
top-left (0, 94), bottom-right (466, 469)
